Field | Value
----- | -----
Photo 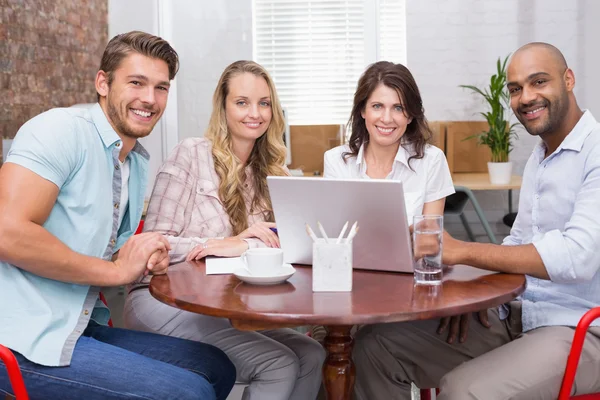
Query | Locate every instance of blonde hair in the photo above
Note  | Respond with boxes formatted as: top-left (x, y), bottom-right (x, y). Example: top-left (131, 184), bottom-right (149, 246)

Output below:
top-left (205, 60), bottom-right (288, 235)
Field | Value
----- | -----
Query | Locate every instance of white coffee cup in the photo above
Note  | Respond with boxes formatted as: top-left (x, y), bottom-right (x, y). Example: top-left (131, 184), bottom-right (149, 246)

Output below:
top-left (241, 248), bottom-right (284, 276)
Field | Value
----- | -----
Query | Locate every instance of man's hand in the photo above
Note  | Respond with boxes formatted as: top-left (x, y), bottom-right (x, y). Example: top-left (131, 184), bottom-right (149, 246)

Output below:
top-left (236, 221), bottom-right (280, 248)
top-left (114, 232), bottom-right (171, 283)
top-left (437, 310), bottom-right (492, 344)
top-left (441, 230), bottom-right (465, 266)
top-left (186, 237), bottom-right (249, 262)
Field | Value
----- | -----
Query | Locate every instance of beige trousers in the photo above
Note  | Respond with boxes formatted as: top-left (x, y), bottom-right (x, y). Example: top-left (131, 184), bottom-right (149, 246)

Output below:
top-left (353, 302), bottom-right (600, 400)
top-left (124, 288), bottom-right (326, 400)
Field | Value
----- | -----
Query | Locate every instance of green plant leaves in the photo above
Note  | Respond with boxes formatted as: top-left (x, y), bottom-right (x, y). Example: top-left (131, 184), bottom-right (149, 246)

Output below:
top-left (460, 54), bottom-right (519, 162)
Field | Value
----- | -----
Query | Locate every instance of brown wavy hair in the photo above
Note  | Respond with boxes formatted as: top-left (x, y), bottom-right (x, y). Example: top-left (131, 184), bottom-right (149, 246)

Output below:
top-left (344, 61), bottom-right (431, 170)
top-left (204, 61), bottom-right (288, 235)
top-left (97, 31), bottom-right (179, 101)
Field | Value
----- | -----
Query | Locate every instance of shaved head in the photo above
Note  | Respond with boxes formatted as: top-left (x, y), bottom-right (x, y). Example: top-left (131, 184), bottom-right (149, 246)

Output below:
top-left (506, 42), bottom-right (576, 138)
top-left (512, 42), bottom-right (568, 73)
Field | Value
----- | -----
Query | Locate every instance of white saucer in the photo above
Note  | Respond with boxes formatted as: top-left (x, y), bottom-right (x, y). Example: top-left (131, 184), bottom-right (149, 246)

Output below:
top-left (233, 264), bottom-right (296, 285)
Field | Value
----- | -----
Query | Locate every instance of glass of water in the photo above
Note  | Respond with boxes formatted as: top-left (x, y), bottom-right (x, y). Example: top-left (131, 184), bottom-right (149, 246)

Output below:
top-left (413, 215), bottom-right (443, 285)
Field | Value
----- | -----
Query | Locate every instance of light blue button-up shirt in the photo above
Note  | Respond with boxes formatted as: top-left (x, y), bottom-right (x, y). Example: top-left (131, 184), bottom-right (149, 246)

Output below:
top-left (502, 110), bottom-right (600, 332)
top-left (0, 104), bottom-right (149, 366)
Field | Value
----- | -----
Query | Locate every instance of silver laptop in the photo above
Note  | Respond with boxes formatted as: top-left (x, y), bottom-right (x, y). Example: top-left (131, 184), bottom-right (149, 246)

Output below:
top-left (267, 176), bottom-right (414, 273)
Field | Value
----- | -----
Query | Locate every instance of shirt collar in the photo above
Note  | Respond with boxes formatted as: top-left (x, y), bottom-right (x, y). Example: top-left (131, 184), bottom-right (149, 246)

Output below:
top-left (556, 110), bottom-right (597, 153)
top-left (91, 103), bottom-right (149, 160)
top-left (355, 142), bottom-right (412, 169)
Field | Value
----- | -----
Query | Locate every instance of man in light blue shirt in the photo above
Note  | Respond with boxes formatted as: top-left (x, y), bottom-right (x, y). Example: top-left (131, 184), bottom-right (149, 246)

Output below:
top-left (353, 43), bottom-right (600, 399)
top-left (0, 31), bottom-right (235, 400)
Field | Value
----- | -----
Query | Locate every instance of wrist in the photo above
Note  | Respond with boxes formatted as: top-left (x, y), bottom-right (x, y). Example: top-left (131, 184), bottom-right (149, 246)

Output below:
top-left (109, 259), bottom-right (130, 286)
top-left (239, 238), bottom-right (250, 251)
top-left (457, 240), bottom-right (475, 265)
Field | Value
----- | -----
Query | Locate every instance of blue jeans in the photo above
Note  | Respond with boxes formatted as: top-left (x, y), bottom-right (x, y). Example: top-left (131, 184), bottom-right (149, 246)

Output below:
top-left (0, 322), bottom-right (236, 400)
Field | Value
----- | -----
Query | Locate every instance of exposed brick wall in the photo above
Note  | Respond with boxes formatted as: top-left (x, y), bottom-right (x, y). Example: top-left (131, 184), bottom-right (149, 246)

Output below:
top-left (0, 0), bottom-right (108, 139)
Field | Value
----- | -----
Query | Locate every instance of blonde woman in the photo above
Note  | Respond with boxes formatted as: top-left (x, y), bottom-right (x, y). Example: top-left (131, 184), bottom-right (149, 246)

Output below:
top-left (124, 61), bottom-right (325, 400)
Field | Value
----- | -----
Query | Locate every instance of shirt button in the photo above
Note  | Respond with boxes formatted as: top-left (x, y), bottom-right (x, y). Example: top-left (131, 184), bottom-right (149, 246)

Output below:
top-left (115, 164), bottom-right (120, 170)
top-left (110, 238), bottom-right (116, 245)
top-left (114, 202), bottom-right (120, 209)
top-left (84, 309), bottom-right (89, 316)
top-left (115, 142), bottom-right (121, 148)
top-left (200, 188), bottom-right (204, 192)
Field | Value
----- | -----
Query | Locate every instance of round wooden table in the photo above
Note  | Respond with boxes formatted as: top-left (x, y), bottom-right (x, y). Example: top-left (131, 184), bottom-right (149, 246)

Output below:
top-left (150, 262), bottom-right (526, 400)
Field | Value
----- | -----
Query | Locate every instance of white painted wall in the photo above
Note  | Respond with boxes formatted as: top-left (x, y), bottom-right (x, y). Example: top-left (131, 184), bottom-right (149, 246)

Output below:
top-left (406, 0), bottom-right (599, 235)
top-left (107, 0), bottom-right (599, 226)
top-left (582, 0), bottom-right (600, 117)
top-left (108, 0), bottom-right (165, 196)
top-left (170, 0), bottom-right (253, 140)
top-left (107, 0), bottom-right (252, 195)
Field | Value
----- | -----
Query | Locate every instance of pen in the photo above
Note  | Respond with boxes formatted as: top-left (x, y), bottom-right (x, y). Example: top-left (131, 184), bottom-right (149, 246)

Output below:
top-left (317, 221), bottom-right (330, 243)
top-left (335, 221), bottom-right (349, 244)
top-left (305, 223), bottom-right (319, 242)
top-left (345, 221), bottom-right (359, 243)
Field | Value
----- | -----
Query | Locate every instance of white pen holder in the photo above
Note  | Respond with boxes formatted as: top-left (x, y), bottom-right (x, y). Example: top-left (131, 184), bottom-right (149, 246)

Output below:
top-left (312, 239), bottom-right (353, 292)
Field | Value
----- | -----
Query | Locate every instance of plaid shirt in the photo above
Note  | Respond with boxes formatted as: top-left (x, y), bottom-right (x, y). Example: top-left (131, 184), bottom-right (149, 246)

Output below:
top-left (143, 137), bottom-right (273, 264)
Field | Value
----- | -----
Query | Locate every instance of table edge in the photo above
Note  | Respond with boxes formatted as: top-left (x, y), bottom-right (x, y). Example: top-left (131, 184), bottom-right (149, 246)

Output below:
top-left (149, 274), bottom-right (526, 326)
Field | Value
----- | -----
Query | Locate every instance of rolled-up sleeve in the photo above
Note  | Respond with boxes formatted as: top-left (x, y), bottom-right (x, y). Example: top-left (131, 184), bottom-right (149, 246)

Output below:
top-left (533, 159), bottom-right (600, 283)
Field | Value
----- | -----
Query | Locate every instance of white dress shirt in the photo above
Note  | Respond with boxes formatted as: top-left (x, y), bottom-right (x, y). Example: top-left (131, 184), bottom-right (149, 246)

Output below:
top-left (502, 110), bottom-right (600, 331)
top-left (324, 142), bottom-right (455, 224)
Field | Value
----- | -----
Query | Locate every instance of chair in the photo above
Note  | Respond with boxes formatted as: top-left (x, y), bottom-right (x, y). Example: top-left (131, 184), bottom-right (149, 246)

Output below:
top-left (0, 345), bottom-right (29, 400)
top-left (0, 220), bottom-right (146, 399)
top-left (0, 282), bottom-right (117, 399)
top-left (418, 307), bottom-right (600, 400)
top-left (98, 291), bottom-right (113, 328)
top-left (559, 307), bottom-right (600, 400)
top-left (444, 186), bottom-right (498, 244)
top-left (135, 220), bottom-right (144, 234)
top-left (419, 388), bottom-right (439, 399)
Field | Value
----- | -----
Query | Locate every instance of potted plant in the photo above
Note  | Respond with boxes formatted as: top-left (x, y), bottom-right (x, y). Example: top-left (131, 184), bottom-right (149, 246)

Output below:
top-left (460, 55), bottom-right (519, 184)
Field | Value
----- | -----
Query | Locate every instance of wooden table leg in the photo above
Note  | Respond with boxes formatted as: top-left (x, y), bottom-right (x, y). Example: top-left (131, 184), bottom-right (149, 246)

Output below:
top-left (323, 325), bottom-right (354, 400)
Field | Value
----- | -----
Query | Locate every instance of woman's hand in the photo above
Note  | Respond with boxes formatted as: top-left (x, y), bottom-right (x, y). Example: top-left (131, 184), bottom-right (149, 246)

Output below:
top-left (186, 237), bottom-right (249, 262)
top-left (236, 221), bottom-right (280, 248)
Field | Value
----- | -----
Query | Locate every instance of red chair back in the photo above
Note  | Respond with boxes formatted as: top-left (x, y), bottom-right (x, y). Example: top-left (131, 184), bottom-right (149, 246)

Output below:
top-left (0, 345), bottom-right (29, 400)
top-left (559, 307), bottom-right (600, 400)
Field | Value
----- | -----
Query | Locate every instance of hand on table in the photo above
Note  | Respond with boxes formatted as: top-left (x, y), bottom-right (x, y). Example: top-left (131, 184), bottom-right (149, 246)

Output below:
top-left (437, 309), bottom-right (491, 344)
top-left (236, 221), bottom-right (280, 248)
top-left (186, 237), bottom-right (249, 262)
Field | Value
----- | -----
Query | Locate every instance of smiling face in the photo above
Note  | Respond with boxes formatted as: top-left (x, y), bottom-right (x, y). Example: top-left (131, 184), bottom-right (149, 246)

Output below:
top-left (96, 52), bottom-right (170, 140)
top-left (507, 47), bottom-right (572, 137)
top-left (361, 83), bottom-right (413, 149)
top-left (225, 72), bottom-right (272, 144)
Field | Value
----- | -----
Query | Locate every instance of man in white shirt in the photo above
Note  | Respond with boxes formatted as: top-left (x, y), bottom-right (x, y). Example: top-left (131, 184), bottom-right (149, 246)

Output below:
top-left (353, 42), bottom-right (600, 400)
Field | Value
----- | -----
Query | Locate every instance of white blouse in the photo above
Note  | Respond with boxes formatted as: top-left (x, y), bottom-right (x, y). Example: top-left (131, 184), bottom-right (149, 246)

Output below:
top-left (323, 143), bottom-right (455, 224)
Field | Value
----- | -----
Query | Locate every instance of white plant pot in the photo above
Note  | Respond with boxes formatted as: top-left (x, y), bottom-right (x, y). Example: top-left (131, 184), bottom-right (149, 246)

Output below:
top-left (487, 161), bottom-right (513, 185)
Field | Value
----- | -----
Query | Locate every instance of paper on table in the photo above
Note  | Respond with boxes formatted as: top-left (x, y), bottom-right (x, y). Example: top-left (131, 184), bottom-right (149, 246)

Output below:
top-left (206, 256), bottom-right (245, 275)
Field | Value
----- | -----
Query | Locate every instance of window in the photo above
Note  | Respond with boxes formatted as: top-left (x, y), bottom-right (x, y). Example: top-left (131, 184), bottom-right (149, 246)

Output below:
top-left (253, 0), bottom-right (407, 125)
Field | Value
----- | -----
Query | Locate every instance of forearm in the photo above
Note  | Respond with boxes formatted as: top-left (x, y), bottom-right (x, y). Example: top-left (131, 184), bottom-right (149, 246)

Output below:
top-left (457, 242), bottom-right (548, 279)
top-left (165, 234), bottom-right (209, 263)
top-left (0, 220), bottom-right (124, 286)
